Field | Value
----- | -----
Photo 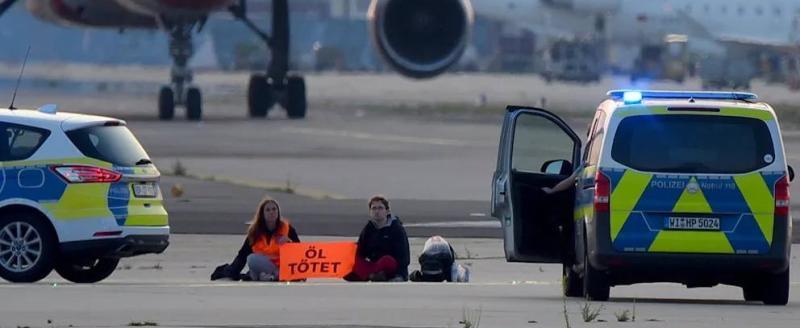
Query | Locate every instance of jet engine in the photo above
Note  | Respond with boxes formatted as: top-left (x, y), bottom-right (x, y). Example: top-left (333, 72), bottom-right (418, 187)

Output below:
top-left (369, 0), bottom-right (474, 79)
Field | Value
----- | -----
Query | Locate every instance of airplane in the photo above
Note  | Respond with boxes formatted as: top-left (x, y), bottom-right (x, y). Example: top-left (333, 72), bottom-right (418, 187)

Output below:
top-left (0, 0), bottom-right (482, 121)
top-left (1, 0), bottom-right (797, 123)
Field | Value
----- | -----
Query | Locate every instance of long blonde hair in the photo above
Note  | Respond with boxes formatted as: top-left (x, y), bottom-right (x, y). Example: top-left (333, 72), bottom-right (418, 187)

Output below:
top-left (246, 197), bottom-right (283, 245)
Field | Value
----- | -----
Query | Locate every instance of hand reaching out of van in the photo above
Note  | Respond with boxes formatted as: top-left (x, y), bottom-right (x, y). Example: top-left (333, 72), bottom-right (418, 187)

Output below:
top-left (542, 170), bottom-right (580, 195)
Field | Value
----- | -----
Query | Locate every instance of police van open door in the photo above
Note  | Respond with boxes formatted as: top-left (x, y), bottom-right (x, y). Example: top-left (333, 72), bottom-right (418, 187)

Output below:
top-left (492, 106), bottom-right (581, 263)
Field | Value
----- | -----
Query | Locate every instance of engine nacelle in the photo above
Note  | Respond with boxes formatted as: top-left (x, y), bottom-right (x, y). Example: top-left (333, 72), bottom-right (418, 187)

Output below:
top-left (542, 0), bottom-right (620, 13)
top-left (25, 0), bottom-right (156, 28)
top-left (369, 0), bottom-right (474, 79)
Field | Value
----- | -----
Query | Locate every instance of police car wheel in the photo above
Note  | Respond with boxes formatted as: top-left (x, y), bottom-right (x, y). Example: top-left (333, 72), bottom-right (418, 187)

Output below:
top-left (563, 264), bottom-right (583, 297)
top-left (583, 243), bottom-right (609, 301)
top-left (55, 258), bottom-right (120, 284)
top-left (0, 214), bottom-right (57, 283)
top-left (761, 268), bottom-right (789, 305)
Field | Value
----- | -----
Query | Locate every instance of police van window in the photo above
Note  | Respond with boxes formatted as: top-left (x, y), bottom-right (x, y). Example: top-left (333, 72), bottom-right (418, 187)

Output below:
top-left (584, 112), bottom-right (605, 165)
top-left (511, 114), bottom-right (575, 173)
top-left (611, 115), bottom-right (774, 174)
top-left (588, 128), bottom-right (605, 165)
top-left (0, 123), bottom-right (50, 161)
top-left (66, 125), bottom-right (150, 167)
top-left (582, 112), bottom-right (601, 161)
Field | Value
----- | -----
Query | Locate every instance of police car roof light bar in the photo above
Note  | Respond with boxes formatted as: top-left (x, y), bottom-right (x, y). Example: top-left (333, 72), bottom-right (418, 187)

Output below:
top-left (607, 90), bottom-right (758, 103)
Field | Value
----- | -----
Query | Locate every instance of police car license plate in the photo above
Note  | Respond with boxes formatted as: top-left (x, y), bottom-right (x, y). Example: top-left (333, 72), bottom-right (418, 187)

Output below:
top-left (666, 217), bottom-right (720, 231)
top-left (133, 183), bottom-right (157, 198)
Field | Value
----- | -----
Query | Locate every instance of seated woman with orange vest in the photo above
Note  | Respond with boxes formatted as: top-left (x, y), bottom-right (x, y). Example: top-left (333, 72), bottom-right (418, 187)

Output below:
top-left (225, 197), bottom-right (300, 281)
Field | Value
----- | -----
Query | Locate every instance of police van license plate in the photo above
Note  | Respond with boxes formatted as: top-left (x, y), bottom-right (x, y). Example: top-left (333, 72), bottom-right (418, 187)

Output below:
top-left (133, 183), bottom-right (157, 197)
top-left (666, 217), bottom-right (720, 231)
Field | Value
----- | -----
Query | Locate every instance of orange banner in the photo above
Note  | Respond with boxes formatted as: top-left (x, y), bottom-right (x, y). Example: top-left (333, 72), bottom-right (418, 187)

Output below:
top-left (279, 242), bottom-right (357, 281)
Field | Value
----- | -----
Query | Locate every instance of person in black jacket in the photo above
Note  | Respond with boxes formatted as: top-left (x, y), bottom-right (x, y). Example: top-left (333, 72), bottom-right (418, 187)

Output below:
top-left (344, 195), bottom-right (410, 282)
top-left (211, 197), bottom-right (300, 281)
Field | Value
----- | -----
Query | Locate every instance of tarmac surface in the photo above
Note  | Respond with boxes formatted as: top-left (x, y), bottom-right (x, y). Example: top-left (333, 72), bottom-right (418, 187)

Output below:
top-left (1, 235), bottom-right (799, 328)
top-left (0, 69), bottom-right (799, 327)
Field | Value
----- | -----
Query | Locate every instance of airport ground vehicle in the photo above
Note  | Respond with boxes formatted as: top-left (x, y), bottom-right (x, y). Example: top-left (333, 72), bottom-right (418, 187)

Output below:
top-left (0, 106), bottom-right (169, 283)
top-left (492, 90), bottom-right (794, 305)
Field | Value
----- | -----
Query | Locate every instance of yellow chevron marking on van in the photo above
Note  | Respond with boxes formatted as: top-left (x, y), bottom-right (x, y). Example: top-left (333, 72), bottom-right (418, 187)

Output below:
top-left (672, 177), bottom-right (712, 213)
top-left (610, 170), bottom-right (651, 241)
top-left (734, 173), bottom-right (775, 243)
top-left (649, 231), bottom-right (734, 253)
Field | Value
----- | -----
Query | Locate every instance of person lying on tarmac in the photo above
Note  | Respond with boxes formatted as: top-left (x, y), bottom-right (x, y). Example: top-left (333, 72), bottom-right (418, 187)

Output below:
top-left (409, 235), bottom-right (470, 282)
top-left (215, 197), bottom-right (300, 281)
top-left (344, 195), bottom-right (410, 282)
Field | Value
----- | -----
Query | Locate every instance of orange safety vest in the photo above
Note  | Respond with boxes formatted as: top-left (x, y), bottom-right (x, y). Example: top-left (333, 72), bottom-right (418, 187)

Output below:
top-left (251, 220), bottom-right (291, 266)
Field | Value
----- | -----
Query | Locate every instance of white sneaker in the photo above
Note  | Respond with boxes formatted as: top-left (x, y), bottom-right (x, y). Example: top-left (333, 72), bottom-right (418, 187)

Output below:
top-left (452, 264), bottom-right (470, 283)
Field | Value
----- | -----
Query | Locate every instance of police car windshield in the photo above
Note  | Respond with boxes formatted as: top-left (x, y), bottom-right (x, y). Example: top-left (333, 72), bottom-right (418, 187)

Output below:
top-left (66, 125), bottom-right (150, 167)
top-left (611, 115), bottom-right (774, 174)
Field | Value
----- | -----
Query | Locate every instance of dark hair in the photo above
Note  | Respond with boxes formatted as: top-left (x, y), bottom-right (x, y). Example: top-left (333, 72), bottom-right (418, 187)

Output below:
top-left (246, 197), bottom-right (282, 245)
top-left (368, 194), bottom-right (390, 211)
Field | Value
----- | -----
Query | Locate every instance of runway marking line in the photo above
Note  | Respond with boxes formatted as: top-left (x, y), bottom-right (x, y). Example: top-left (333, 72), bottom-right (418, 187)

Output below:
top-left (405, 220), bottom-right (500, 228)
top-left (4, 281), bottom-right (799, 289)
top-left (280, 127), bottom-right (477, 147)
top-left (178, 172), bottom-right (348, 200)
top-left (0, 280), bottom-right (560, 288)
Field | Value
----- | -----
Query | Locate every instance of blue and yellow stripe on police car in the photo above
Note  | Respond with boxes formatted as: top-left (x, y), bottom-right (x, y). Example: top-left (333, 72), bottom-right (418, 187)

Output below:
top-left (1, 158), bottom-right (166, 227)
top-left (603, 168), bottom-right (781, 255)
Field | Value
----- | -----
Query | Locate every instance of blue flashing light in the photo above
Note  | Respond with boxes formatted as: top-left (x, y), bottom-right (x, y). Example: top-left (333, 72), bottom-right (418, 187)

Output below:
top-left (622, 91), bottom-right (643, 104)
top-left (608, 90), bottom-right (758, 102)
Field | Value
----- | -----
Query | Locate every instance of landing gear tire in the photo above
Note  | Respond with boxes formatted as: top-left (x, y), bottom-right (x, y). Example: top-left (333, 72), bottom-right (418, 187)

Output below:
top-left (761, 268), bottom-right (789, 305)
top-left (158, 86), bottom-right (175, 121)
top-left (248, 75), bottom-right (273, 118)
top-left (0, 213), bottom-right (57, 283)
top-left (186, 87), bottom-right (203, 121)
top-left (563, 263), bottom-right (584, 297)
top-left (286, 75), bottom-right (307, 119)
top-left (583, 243), bottom-right (609, 301)
top-left (55, 258), bottom-right (120, 284)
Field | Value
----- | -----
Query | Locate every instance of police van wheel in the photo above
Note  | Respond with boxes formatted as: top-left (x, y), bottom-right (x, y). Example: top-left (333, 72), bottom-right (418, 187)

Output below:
top-left (563, 264), bottom-right (583, 297)
top-left (583, 247), bottom-right (609, 301)
top-left (55, 258), bottom-right (120, 284)
top-left (761, 268), bottom-right (789, 305)
top-left (0, 214), bottom-right (57, 283)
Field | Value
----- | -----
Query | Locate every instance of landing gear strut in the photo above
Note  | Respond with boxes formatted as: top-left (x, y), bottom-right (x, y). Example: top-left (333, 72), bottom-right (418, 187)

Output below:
top-left (159, 22), bottom-right (203, 121)
top-left (231, 0), bottom-right (307, 119)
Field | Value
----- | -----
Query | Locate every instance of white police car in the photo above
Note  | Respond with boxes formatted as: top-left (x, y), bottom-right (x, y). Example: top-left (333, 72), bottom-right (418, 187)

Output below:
top-left (0, 105), bottom-right (169, 283)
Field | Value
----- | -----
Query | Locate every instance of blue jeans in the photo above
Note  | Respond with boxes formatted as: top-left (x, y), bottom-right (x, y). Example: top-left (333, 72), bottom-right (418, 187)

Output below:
top-left (247, 254), bottom-right (279, 281)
